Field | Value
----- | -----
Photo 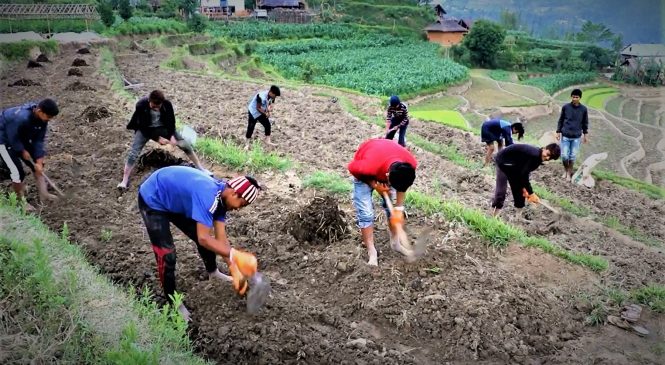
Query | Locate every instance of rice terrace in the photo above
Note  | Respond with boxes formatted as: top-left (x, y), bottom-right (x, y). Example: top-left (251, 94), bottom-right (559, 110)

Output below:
top-left (0, 0), bottom-right (664, 364)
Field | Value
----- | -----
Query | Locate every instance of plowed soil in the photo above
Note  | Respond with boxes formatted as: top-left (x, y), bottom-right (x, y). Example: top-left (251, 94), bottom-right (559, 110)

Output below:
top-left (0, 43), bottom-right (663, 364)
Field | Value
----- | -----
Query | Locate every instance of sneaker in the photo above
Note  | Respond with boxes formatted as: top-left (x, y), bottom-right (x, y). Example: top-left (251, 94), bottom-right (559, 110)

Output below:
top-left (117, 181), bottom-right (128, 190)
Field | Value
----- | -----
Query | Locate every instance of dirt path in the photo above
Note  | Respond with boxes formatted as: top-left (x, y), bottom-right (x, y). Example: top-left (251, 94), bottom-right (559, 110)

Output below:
top-left (1, 43), bottom-right (664, 364)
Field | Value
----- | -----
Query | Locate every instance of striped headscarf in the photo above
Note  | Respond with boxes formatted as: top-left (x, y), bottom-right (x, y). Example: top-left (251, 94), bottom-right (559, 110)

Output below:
top-left (228, 176), bottom-right (259, 204)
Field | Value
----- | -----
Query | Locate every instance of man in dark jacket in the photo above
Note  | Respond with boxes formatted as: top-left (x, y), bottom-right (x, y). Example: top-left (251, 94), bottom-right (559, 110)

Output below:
top-left (556, 88), bottom-right (589, 181)
top-left (118, 90), bottom-right (208, 189)
top-left (490, 143), bottom-right (561, 219)
top-left (0, 99), bottom-right (59, 206)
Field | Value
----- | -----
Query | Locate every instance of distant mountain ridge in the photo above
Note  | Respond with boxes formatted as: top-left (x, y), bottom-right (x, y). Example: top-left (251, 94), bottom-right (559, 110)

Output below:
top-left (438, 0), bottom-right (662, 44)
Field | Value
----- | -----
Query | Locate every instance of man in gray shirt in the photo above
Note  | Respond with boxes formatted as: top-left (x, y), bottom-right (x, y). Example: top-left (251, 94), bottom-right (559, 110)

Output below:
top-left (556, 88), bottom-right (589, 181)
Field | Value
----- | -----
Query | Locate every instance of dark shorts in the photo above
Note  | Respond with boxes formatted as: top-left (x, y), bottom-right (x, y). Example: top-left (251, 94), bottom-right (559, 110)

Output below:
top-left (480, 124), bottom-right (501, 144)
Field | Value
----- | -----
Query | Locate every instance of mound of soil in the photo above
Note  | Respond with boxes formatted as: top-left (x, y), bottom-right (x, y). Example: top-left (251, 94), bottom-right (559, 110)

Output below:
top-left (8, 78), bottom-right (41, 87)
top-left (286, 195), bottom-right (349, 244)
top-left (35, 54), bottom-right (50, 62)
top-left (67, 68), bottom-right (83, 76)
top-left (78, 106), bottom-right (111, 123)
top-left (136, 148), bottom-right (190, 171)
top-left (27, 60), bottom-right (42, 68)
top-left (77, 47), bottom-right (91, 54)
top-left (72, 58), bottom-right (88, 67)
top-left (64, 81), bottom-right (95, 91)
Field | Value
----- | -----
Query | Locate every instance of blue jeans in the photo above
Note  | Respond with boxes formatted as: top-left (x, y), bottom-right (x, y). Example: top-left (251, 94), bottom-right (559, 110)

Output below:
top-left (352, 178), bottom-right (392, 229)
top-left (561, 136), bottom-right (581, 162)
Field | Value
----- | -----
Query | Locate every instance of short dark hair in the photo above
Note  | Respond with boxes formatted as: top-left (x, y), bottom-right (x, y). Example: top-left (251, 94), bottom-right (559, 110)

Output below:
top-left (571, 88), bottom-right (582, 98)
top-left (269, 85), bottom-right (281, 97)
top-left (37, 98), bottom-right (59, 117)
top-left (149, 90), bottom-right (165, 105)
top-left (512, 122), bottom-right (525, 140)
top-left (544, 143), bottom-right (561, 160)
top-left (388, 162), bottom-right (416, 192)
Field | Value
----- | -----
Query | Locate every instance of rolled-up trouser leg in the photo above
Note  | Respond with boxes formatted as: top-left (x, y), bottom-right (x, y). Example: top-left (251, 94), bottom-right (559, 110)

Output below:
top-left (138, 193), bottom-right (177, 301)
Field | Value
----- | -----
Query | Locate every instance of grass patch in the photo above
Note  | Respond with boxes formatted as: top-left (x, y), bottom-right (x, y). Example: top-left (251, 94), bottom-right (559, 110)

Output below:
top-left (410, 95), bottom-right (464, 111)
top-left (602, 216), bottom-right (661, 247)
top-left (488, 70), bottom-right (512, 82)
top-left (99, 47), bottom-right (134, 101)
top-left (532, 185), bottom-right (591, 217)
top-left (0, 19), bottom-right (104, 33)
top-left (195, 138), bottom-right (291, 172)
top-left (410, 110), bottom-right (471, 131)
top-left (632, 284), bottom-right (665, 312)
top-left (593, 170), bottom-right (665, 200)
top-left (0, 40), bottom-right (58, 60)
top-left (581, 87), bottom-right (618, 110)
top-left (104, 17), bottom-right (188, 36)
top-left (303, 171), bottom-right (352, 195)
top-left (0, 195), bottom-right (208, 364)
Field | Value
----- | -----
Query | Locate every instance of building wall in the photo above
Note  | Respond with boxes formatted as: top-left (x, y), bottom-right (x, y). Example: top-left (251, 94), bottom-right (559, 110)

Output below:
top-left (426, 31), bottom-right (466, 46)
top-left (200, 0), bottom-right (244, 12)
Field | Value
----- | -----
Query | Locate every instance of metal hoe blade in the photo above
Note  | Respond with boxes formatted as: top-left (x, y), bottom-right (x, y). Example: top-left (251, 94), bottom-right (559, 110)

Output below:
top-left (246, 272), bottom-right (271, 314)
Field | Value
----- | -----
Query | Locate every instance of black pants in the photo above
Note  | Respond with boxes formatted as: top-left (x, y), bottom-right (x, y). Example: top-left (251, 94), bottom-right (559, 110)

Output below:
top-left (0, 144), bottom-right (27, 183)
top-left (491, 167), bottom-right (525, 209)
top-left (246, 112), bottom-right (271, 138)
top-left (385, 118), bottom-right (407, 147)
top-left (138, 193), bottom-right (218, 302)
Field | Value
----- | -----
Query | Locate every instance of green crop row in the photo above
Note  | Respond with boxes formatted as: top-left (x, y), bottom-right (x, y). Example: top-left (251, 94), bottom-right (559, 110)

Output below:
top-left (255, 34), bottom-right (397, 55)
top-left (259, 41), bottom-right (468, 95)
top-left (208, 21), bottom-right (359, 41)
top-left (522, 72), bottom-right (597, 94)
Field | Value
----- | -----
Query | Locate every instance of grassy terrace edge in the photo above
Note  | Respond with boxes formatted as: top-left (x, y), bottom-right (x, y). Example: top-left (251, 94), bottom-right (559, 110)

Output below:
top-left (0, 196), bottom-right (208, 364)
top-left (303, 172), bottom-right (608, 272)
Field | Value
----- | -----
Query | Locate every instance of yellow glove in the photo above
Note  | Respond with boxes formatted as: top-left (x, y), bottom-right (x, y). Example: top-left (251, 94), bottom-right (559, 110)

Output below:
top-left (229, 248), bottom-right (257, 296)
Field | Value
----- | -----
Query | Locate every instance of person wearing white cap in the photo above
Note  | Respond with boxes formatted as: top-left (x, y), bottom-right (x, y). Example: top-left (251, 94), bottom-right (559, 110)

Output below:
top-left (137, 165), bottom-right (260, 321)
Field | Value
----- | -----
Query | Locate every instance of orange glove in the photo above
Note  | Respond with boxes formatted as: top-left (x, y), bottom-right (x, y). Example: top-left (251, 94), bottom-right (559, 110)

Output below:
top-left (527, 193), bottom-right (540, 204)
top-left (371, 181), bottom-right (390, 195)
top-left (229, 248), bottom-right (257, 296)
top-left (389, 207), bottom-right (404, 226)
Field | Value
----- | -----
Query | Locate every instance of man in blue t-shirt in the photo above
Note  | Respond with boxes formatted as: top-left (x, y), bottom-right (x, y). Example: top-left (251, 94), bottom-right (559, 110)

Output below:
top-left (480, 118), bottom-right (525, 167)
top-left (138, 166), bottom-right (261, 321)
top-left (245, 85), bottom-right (280, 149)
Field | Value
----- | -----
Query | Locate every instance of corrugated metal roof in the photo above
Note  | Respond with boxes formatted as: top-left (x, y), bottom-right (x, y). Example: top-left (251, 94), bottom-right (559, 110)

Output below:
top-left (425, 19), bottom-right (468, 33)
top-left (259, 0), bottom-right (300, 7)
top-left (621, 43), bottom-right (665, 57)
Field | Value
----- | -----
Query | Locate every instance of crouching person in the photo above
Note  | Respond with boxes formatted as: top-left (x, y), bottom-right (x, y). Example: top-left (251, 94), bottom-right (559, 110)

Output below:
top-left (490, 143), bottom-right (560, 219)
top-left (138, 165), bottom-right (260, 321)
top-left (348, 138), bottom-right (417, 266)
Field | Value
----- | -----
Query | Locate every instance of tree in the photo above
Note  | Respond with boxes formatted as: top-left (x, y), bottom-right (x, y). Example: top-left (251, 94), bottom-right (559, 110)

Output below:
top-left (581, 45), bottom-right (612, 70)
top-left (462, 20), bottom-right (506, 68)
top-left (178, 0), bottom-right (197, 18)
top-left (118, 0), bottom-right (132, 20)
top-left (499, 10), bottom-right (520, 31)
top-left (576, 20), bottom-right (613, 44)
top-left (97, 1), bottom-right (115, 27)
top-left (187, 13), bottom-right (207, 32)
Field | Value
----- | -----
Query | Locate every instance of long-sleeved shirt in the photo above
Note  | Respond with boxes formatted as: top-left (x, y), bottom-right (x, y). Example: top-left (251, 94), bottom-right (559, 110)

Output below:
top-left (557, 103), bottom-right (588, 138)
top-left (348, 138), bottom-right (418, 183)
top-left (495, 144), bottom-right (543, 195)
top-left (386, 102), bottom-right (409, 127)
top-left (126, 97), bottom-right (177, 137)
top-left (0, 102), bottom-right (47, 159)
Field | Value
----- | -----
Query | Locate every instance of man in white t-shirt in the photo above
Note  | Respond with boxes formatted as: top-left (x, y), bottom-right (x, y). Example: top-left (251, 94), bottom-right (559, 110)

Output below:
top-left (245, 85), bottom-right (280, 149)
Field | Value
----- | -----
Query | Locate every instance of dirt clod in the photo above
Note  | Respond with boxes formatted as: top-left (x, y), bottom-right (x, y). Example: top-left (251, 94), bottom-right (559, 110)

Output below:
top-left (64, 81), bottom-right (95, 91)
top-left (27, 60), bottom-right (43, 68)
top-left (67, 68), bottom-right (83, 76)
top-left (78, 106), bottom-right (111, 123)
top-left (8, 78), bottom-right (41, 87)
top-left (77, 47), bottom-right (91, 54)
top-left (72, 58), bottom-right (88, 67)
top-left (136, 148), bottom-right (190, 171)
top-left (286, 195), bottom-right (349, 244)
top-left (35, 54), bottom-right (50, 62)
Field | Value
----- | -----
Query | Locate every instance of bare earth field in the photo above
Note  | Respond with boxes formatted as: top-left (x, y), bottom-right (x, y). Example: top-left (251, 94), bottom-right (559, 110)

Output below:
top-left (1, 42), bottom-right (664, 364)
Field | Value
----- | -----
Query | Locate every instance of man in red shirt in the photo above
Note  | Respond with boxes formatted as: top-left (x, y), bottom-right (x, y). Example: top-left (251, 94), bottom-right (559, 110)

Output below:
top-left (348, 138), bottom-right (417, 266)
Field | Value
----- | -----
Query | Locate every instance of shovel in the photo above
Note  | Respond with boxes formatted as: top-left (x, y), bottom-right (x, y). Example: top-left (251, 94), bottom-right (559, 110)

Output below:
top-left (246, 272), bottom-right (271, 314)
top-left (382, 192), bottom-right (427, 261)
top-left (23, 159), bottom-right (65, 197)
